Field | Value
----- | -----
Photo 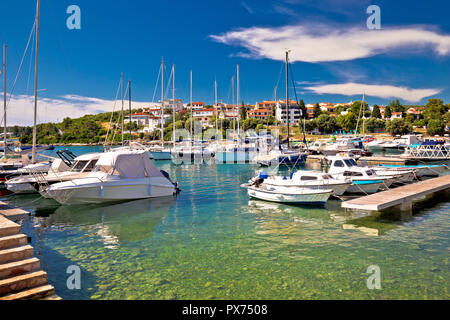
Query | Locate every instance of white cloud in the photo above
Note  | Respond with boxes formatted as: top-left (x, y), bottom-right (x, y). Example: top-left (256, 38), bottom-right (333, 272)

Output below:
top-left (1, 94), bottom-right (156, 126)
top-left (305, 82), bottom-right (441, 103)
top-left (210, 24), bottom-right (450, 62)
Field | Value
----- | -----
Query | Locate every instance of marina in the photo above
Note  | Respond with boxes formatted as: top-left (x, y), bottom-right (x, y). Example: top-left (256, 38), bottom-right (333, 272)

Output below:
top-left (1, 0), bottom-right (449, 304)
top-left (0, 145), bottom-right (448, 300)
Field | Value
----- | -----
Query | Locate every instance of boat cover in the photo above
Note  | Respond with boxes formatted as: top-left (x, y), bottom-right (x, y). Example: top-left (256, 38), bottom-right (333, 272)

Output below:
top-left (96, 151), bottom-right (164, 179)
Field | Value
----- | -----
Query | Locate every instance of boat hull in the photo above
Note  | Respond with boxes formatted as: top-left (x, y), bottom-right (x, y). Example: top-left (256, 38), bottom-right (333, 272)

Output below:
top-left (346, 181), bottom-right (383, 194)
top-left (245, 186), bottom-right (332, 204)
top-left (44, 181), bottom-right (176, 205)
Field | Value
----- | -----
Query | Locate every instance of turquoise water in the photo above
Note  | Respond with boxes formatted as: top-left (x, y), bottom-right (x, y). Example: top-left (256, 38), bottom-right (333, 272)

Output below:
top-left (2, 146), bottom-right (449, 300)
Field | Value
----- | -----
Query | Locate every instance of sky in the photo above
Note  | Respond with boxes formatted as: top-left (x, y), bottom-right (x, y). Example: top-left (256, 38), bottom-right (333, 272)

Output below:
top-left (0, 0), bottom-right (449, 125)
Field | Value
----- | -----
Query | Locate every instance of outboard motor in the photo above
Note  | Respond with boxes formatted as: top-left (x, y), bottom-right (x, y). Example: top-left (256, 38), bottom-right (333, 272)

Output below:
top-left (160, 170), bottom-right (180, 194)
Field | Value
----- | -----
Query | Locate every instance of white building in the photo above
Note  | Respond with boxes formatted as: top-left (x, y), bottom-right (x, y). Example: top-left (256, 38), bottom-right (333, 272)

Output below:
top-left (125, 113), bottom-right (169, 133)
top-left (275, 100), bottom-right (301, 124)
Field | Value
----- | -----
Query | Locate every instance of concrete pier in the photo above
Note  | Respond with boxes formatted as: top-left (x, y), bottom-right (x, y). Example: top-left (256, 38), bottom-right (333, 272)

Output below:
top-left (0, 213), bottom-right (60, 300)
top-left (341, 175), bottom-right (450, 212)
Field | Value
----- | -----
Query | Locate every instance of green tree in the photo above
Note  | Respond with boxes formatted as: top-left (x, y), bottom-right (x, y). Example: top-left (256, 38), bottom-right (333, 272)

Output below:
top-left (384, 106), bottom-right (392, 119)
top-left (388, 99), bottom-right (405, 113)
top-left (371, 105), bottom-right (381, 119)
top-left (337, 112), bottom-right (357, 132)
top-left (315, 114), bottom-right (340, 134)
top-left (423, 98), bottom-right (446, 120)
top-left (386, 118), bottom-right (412, 135)
top-left (240, 101), bottom-right (247, 121)
top-left (426, 119), bottom-right (445, 136)
top-left (298, 99), bottom-right (307, 118)
top-left (313, 103), bottom-right (321, 118)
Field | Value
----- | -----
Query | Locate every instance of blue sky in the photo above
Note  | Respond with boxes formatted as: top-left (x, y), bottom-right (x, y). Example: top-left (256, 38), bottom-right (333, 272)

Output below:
top-left (1, 0), bottom-right (449, 125)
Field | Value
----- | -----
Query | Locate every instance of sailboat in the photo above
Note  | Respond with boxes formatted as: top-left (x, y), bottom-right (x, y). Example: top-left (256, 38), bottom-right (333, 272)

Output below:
top-left (149, 59), bottom-right (172, 160)
top-left (0, 1), bottom-right (52, 183)
top-left (254, 51), bottom-right (307, 167)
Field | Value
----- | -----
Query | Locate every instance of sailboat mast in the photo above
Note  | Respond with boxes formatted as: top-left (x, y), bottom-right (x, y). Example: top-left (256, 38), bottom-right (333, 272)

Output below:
top-left (231, 76), bottom-right (235, 131)
top-left (190, 70), bottom-right (193, 146)
top-left (172, 64), bottom-right (175, 146)
top-left (161, 58), bottom-right (164, 146)
top-left (237, 64), bottom-right (240, 142)
top-left (128, 80), bottom-right (132, 142)
top-left (32, 0), bottom-right (40, 164)
top-left (286, 51), bottom-right (290, 149)
top-left (3, 45), bottom-right (6, 159)
top-left (356, 93), bottom-right (365, 135)
top-left (214, 78), bottom-right (217, 135)
top-left (121, 72), bottom-right (124, 146)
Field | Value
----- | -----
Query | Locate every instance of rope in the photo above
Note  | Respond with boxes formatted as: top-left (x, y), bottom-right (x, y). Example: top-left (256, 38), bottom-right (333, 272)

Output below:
top-left (0, 21), bottom-right (36, 127)
top-left (103, 78), bottom-right (122, 146)
top-left (151, 64), bottom-right (162, 103)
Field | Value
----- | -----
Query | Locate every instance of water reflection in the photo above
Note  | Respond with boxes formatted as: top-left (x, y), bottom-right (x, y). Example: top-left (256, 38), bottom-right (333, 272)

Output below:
top-left (36, 197), bottom-right (176, 245)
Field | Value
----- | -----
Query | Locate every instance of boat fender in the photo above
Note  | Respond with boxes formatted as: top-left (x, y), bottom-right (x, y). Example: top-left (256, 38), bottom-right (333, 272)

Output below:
top-left (100, 185), bottom-right (104, 198)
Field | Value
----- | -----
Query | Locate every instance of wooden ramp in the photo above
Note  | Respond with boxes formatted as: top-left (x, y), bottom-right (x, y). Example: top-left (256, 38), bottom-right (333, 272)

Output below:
top-left (342, 175), bottom-right (450, 212)
top-left (0, 214), bottom-right (60, 300)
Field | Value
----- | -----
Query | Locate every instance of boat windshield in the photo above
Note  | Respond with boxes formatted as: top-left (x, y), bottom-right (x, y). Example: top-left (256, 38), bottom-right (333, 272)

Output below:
top-left (366, 170), bottom-right (376, 176)
top-left (344, 159), bottom-right (358, 167)
top-left (70, 160), bottom-right (98, 172)
top-left (70, 160), bottom-right (89, 172)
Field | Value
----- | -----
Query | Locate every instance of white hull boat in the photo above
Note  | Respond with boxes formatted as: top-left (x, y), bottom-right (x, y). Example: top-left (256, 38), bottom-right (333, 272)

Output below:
top-left (43, 150), bottom-right (178, 205)
top-left (242, 184), bottom-right (333, 204)
top-left (6, 153), bottom-right (101, 194)
top-left (250, 170), bottom-right (351, 196)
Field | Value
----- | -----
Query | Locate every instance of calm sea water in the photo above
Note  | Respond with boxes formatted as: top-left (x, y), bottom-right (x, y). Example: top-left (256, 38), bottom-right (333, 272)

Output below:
top-left (1, 146), bottom-right (449, 300)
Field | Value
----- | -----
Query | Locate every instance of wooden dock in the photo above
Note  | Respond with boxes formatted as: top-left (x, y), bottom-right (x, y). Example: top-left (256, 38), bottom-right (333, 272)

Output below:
top-left (342, 175), bottom-right (450, 212)
top-left (0, 211), bottom-right (60, 300)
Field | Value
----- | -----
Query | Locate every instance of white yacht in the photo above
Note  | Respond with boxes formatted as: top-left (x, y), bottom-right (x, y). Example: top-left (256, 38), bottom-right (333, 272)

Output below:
top-left (43, 150), bottom-right (178, 205)
top-left (6, 152), bottom-right (101, 194)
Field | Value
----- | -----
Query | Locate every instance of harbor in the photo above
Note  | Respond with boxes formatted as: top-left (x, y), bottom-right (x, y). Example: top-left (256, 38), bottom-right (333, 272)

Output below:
top-left (1, 0), bottom-right (449, 304)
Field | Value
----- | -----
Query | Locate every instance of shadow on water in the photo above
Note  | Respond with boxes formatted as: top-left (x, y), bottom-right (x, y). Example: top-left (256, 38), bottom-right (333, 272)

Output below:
top-left (38, 196), bottom-right (177, 242)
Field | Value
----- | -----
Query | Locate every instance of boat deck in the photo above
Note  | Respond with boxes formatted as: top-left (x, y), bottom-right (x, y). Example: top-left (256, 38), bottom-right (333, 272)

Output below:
top-left (341, 175), bottom-right (450, 212)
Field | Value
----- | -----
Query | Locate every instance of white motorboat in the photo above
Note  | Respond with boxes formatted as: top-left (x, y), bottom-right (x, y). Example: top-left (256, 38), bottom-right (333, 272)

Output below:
top-left (6, 152), bottom-right (101, 194)
top-left (357, 159), bottom-right (416, 183)
top-left (248, 170), bottom-right (351, 196)
top-left (43, 150), bottom-right (178, 205)
top-left (326, 156), bottom-right (395, 193)
top-left (241, 182), bottom-right (333, 205)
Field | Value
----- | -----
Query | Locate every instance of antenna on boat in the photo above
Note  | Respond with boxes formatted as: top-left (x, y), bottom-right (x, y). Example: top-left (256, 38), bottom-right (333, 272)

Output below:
top-left (31, 0), bottom-right (40, 164)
